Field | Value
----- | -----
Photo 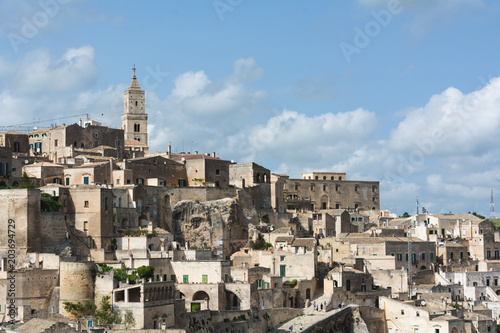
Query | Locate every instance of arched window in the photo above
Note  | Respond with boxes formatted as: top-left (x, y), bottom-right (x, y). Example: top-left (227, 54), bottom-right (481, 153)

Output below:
top-left (135, 101), bottom-right (138, 106)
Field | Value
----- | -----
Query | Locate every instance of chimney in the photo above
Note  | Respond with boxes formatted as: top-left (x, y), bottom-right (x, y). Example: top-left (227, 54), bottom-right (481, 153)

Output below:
top-left (195, 151), bottom-right (198, 154)
top-left (212, 152), bottom-right (216, 157)
top-left (79, 119), bottom-right (82, 127)
top-left (167, 145), bottom-right (172, 158)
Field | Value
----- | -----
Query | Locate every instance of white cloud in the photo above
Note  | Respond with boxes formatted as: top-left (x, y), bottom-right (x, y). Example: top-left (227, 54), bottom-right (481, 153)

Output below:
top-left (389, 77), bottom-right (500, 156)
top-left (14, 46), bottom-right (97, 94)
top-left (148, 58), bottom-right (267, 153)
top-left (225, 108), bottom-right (378, 174)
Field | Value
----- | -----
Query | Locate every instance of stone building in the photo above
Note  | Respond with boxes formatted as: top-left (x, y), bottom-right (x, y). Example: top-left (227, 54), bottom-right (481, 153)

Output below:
top-left (64, 161), bottom-right (112, 186)
top-left (28, 123), bottom-right (124, 162)
top-left (0, 131), bottom-right (29, 154)
top-left (311, 209), bottom-right (352, 238)
top-left (0, 147), bottom-right (13, 186)
top-left (380, 296), bottom-right (468, 333)
top-left (121, 68), bottom-right (149, 153)
top-left (324, 266), bottom-right (373, 293)
top-left (437, 242), bottom-right (469, 266)
top-left (0, 189), bottom-right (42, 258)
top-left (272, 172), bottom-right (379, 213)
top-left (113, 281), bottom-right (177, 329)
top-left (172, 153), bottom-right (230, 188)
top-left (341, 234), bottom-right (437, 271)
top-left (118, 156), bottom-right (187, 187)
top-left (65, 186), bottom-right (114, 250)
top-left (229, 162), bottom-right (271, 188)
top-left (23, 162), bottom-right (64, 187)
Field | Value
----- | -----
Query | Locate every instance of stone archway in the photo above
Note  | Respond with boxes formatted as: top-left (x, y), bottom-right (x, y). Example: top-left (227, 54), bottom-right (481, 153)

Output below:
top-left (138, 214), bottom-right (148, 227)
top-left (192, 291), bottom-right (210, 311)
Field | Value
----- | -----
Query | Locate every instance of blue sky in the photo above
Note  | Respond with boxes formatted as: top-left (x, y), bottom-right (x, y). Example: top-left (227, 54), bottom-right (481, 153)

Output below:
top-left (1, 0), bottom-right (500, 216)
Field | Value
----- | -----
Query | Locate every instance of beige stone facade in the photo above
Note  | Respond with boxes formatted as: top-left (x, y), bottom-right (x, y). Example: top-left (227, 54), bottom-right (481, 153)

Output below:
top-left (172, 154), bottom-right (230, 188)
top-left (272, 173), bottom-right (379, 213)
top-left (121, 71), bottom-right (148, 152)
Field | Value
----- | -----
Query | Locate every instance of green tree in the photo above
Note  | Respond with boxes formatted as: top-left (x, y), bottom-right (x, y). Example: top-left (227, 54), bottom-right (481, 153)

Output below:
top-left (63, 300), bottom-right (96, 318)
top-left (95, 296), bottom-right (122, 325)
top-left (472, 212), bottom-right (485, 219)
top-left (124, 309), bottom-right (136, 328)
top-left (401, 212), bottom-right (410, 218)
top-left (137, 265), bottom-right (155, 280)
top-left (17, 172), bottom-right (35, 188)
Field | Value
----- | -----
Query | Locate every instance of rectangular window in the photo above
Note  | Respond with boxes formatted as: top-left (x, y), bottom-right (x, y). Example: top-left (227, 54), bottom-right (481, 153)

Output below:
top-left (215, 180), bottom-right (220, 187)
top-left (116, 179), bottom-right (120, 185)
top-left (202, 274), bottom-right (208, 284)
top-left (421, 252), bottom-right (425, 260)
top-left (406, 253), bottom-right (408, 261)
top-left (104, 197), bottom-right (108, 211)
top-left (84, 176), bottom-right (89, 185)
top-left (84, 200), bottom-right (89, 207)
top-left (224, 274), bottom-right (228, 283)
top-left (84, 221), bottom-right (88, 231)
top-left (65, 178), bottom-right (70, 186)
top-left (183, 275), bottom-right (188, 283)
top-left (216, 169), bottom-right (220, 175)
top-left (171, 275), bottom-right (176, 282)
top-left (397, 254), bottom-right (402, 261)
top-left (280, 265), bottom-right (286, 277)
top-left (323, 184), bottom-right (326, 191)
top-left (280, 256), bottom-right (285, 262)
top-left (430, 252), bottom-right (434, 260)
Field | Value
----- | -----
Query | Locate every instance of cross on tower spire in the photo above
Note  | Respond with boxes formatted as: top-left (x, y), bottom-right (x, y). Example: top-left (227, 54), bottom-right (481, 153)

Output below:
top-left (132, 64), bottom-right (136, 75)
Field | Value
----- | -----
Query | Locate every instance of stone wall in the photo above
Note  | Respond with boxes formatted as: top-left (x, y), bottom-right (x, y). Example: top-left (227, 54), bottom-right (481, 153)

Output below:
top-left (41, 212), bottom-right (68, 253)
top-left (358, 305), bottom-right (386, 333)
top-left (59, 261), bottom-right (95, 318)
top-left (0, 188), bottom-right (42, 258)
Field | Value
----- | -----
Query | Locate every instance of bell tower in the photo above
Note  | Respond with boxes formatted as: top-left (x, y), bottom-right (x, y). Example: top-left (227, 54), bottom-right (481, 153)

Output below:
top-left (121, 66), bottom-right (148, 146)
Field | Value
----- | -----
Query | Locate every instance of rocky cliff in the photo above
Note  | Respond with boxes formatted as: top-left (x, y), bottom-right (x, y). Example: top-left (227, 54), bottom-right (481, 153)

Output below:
top-left (171, 196), bottom-right (254, 257)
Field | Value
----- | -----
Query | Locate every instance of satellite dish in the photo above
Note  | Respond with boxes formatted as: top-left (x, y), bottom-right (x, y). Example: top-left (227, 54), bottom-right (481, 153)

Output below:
top-left (421, 301), bottom-right (426, 306)
top-left (24, 160), bottom-right (29, 164)
top-left (181, 157), bottom-right (185, 162)
top-left (30, 258), bottom-right (36, 264)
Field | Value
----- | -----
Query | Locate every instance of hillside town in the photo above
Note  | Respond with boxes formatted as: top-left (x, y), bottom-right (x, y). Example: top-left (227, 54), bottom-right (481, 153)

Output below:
top-left (1, 72), bottom-right (499, 333)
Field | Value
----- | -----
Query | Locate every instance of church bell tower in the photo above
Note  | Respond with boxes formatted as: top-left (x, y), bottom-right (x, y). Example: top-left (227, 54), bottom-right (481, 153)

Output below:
top-left (121, 66), bottom-right (148, 147)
